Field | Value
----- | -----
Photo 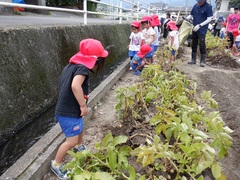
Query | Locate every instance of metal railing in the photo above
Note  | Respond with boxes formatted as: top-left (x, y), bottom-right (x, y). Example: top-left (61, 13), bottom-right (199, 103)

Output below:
top-left (0, 0), bottom-right (163, 24)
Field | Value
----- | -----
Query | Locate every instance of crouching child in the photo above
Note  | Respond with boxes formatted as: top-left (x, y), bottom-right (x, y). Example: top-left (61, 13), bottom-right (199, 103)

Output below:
top-left (130, 44), bottom-right (152, 76)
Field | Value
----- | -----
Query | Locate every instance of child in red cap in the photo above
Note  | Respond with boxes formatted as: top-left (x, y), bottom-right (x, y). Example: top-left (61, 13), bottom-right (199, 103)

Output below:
top-left (128, 21), bottom-right (144, 64)
top-left (141, 16), bottom-right (157, 64)
top-left (130, 44), bottom-right (152, 76)
top-left (219, 22), bottom-right (226, 39)
top-left (151, 15), bottom-right (161, 53)
top-left (51, 38), bottom-right (108, 179)
top-left (166, 21), bottom-right (179, 62)
top-left (231, 28), bottom-right (240, 56)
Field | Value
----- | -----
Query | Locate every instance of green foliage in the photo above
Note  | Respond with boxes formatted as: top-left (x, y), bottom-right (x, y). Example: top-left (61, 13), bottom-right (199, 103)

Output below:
top-left (67, 63), bottom-right (233, 179)
top-left (206, 32), bottom-right (231, 58)
top-left (47, 0), bottom-right (78, 7)
top-left (46, 0), bottom-right (99, 11)
top-left (115, 64), bottom-right (233, 179)
top-left (229, 0), bottom-right (240, 8)
top-left (65, 133), bottom-right (136, 179)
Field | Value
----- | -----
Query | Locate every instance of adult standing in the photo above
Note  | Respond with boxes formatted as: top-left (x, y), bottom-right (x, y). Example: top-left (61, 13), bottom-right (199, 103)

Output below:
top-left (226, 7), bottom-right (240, 49)
top-left (187, 0), bottom-right (213, 67)
top-left (163, 12), bottom-right (171, 39)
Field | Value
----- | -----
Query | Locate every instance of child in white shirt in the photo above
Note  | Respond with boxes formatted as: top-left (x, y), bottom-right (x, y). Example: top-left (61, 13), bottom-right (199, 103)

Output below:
top-left (219, 22), bottom-right (226, 39)
top-left (128, 21), bottom-right (144, 60)
top-left (141, 16), bottom-right (156, 64)
top-left (166, 21), bottom-right (179, 62)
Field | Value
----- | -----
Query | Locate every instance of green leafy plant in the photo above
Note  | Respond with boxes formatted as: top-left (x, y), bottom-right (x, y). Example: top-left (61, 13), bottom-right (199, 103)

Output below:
top-left (67, 62), bottom-right (233, 180)
top-left (115, 64), bottom-right (233, 179)
top-left (206, 32), bottom-right (231, 59)
top-left (66, 133), bottom-right (136, 180)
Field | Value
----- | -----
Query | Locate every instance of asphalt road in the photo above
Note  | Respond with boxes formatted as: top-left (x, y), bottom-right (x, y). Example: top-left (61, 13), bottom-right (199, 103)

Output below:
top-left (0, 11), bottom-right (126, 28)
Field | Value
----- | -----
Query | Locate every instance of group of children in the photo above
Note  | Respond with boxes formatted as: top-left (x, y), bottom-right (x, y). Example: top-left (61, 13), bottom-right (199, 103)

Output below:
top-left (128, 15), bottom-right (179, 76)
top-left (50, 15), bottom-right (180, 180)
top-left (211, 8), bottom-right (240, 57)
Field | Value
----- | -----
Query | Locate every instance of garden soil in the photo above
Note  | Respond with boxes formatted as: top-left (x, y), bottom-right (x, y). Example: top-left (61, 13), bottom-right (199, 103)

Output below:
top-left (43, 46), bottom-right (240, 180)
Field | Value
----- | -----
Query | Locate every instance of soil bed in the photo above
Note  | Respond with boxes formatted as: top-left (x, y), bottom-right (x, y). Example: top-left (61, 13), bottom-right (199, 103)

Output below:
top-left (43, 45), bottom-right (240, 179)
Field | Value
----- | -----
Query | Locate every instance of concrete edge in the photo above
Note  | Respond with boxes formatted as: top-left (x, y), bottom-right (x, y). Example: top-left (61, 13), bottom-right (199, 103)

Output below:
top-left (0, 58), bottom-right (130, 180)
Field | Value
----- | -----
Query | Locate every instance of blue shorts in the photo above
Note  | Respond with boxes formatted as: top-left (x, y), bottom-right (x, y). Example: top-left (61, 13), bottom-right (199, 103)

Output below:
top-left (128, 50), bottom-right (138, 58)
top-left (235, 41), bottom-right (240, 48)
top-left (153, 45), bottom-right (159, 52)
top-left (145, 44), bottom-right (155, 58)
top-left (56, 116), bottom-right (84, 137)
top-left (170, 49), bottom-right (176, 56)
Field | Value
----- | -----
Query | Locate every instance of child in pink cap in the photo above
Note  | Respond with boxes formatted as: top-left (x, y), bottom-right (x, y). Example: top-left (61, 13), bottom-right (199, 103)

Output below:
top-left (130, 44), bottom-right (152, 76)
top-left (166, 21), bottom-right (179, 62)
top-left (128, 21), bottom-right (144, 62)
top-left (141, 16), bottom-right (157, 64)
top-left (51, 38), bottom-right (108, 180)
top-left (231, 28), bottom-right (240, 56)
top-left (151, 15), bottom-right (161, 53)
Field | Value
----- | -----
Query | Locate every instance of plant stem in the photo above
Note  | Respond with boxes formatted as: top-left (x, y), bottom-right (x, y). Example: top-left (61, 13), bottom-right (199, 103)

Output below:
top-left (88, 153), bottom-right (130, 180)
top-left (129, 133), bottom-right (154, 141)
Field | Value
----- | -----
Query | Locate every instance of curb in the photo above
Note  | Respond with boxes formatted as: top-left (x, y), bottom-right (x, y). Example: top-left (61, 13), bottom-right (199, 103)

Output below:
top-left (0, 58), bottom-right (130, 180)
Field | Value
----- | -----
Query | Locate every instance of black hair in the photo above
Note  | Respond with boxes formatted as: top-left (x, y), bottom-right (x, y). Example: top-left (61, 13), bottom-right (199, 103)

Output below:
top-left (141, 21), bottom-right (150, 26)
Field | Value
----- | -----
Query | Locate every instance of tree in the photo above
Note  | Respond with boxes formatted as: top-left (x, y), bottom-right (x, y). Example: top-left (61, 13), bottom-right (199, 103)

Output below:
top-left (229, 0), bottom-right (240, 8)
top-left (46, 0), bottom-right (100, 11)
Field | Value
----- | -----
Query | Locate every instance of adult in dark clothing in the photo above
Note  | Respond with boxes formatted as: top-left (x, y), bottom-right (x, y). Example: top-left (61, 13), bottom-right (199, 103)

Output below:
top-left (187, 0), bottom-right (213, 67)
top-left (163, 12), bottom-right (171, 39)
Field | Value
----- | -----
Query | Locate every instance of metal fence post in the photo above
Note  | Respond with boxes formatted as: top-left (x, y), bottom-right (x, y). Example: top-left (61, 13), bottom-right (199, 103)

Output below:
top-left (83, 0), bottom-right (87, 24)
top-left (119, 0), bottom-right (122, 24)
top-left (137, 0), bottom-right (140, 20)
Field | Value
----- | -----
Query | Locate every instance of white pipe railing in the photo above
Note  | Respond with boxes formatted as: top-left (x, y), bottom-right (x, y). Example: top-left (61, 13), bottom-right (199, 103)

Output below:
top-left (0, 0), bottom-right (161, 24)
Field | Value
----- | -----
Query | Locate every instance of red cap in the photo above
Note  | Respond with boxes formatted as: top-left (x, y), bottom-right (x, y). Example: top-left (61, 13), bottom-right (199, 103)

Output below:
top-left (166, 21), bottom-right (178, 30)
top-left (151, 15), bottom-right (159, 19)
top-left (131, 21), bottom-right (141, 28)
top-left (137, 44), bottom-right (152, 58)
top-left (69, 38), bottom-right (108, 69)
top-left (141, 16), bottom-right (151, 23)
top-left (151, 15), bottom-right (160, 26)
top-left (232, 29), bottom-right (240, 37)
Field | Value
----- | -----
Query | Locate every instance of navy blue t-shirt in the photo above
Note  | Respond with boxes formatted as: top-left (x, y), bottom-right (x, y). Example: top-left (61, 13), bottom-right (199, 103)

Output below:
top-left (191, 2), bottom-right (213, 34)
top-left (55, 64), bottom-right (89, 118)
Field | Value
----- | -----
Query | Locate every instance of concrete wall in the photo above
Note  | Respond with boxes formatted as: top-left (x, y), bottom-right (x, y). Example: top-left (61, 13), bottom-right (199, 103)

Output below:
top-left (0, 24), bottom-right (131, 145)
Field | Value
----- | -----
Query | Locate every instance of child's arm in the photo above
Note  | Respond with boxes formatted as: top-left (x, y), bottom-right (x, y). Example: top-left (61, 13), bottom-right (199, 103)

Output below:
top-left (72, 75), bottom-right (88, 116)
top-left (149, 33), bottom-right (157, 45)
top-left (132, 60), bottom-right (138, 64)
top-left (136, 61), bottom-right (145, 70)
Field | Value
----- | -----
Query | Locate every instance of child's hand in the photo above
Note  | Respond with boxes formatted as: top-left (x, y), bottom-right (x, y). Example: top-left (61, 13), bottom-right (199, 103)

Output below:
top-left (133, 61), bottom-right (138, 64)
top-left (80, 105), bottom-right (88, 117)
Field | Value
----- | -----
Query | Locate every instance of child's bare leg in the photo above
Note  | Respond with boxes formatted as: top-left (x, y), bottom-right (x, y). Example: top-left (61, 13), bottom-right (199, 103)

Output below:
top-left (232, 45), bottom-right (237, 55)
top-left (54, 135), bottom-right (79, 164)
top-left (150, 57), bottom-right (154, 64)
top-left (136, 61), bottom-right (145, 70)
top-left (77, 131), bottom-right (83, 145)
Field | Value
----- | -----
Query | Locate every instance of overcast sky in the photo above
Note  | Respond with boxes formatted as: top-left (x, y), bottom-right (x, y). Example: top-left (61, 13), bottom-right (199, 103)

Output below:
top-left (100, 0), bottom-right (216, 8)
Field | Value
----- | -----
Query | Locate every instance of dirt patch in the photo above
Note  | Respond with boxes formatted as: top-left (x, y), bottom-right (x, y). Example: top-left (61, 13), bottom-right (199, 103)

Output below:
top-left (43, 46), bottom-right (240, 179)
top-left (177, 47), bottom-right (240, 179)
top-left (206, 53), bottom-right (240, 70)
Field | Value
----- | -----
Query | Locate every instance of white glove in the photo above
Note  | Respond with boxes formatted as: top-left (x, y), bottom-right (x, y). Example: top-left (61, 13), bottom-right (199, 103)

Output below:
top-left (193, 24), bottom-right (201, 32)
top-left (186, 15), bottom-right (192, 20)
